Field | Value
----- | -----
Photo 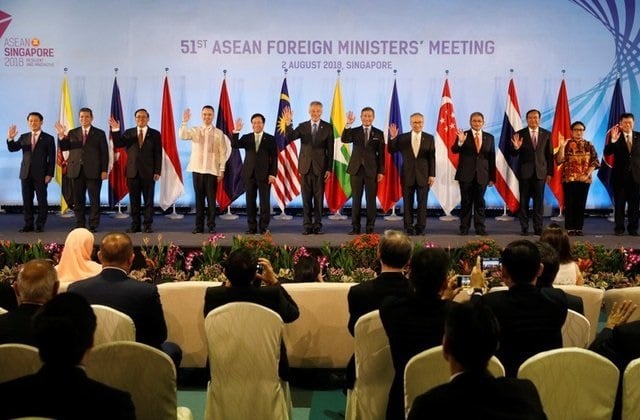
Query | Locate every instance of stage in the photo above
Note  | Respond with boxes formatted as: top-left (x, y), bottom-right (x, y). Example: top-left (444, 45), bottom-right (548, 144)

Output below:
top-left (0, 210), bottom-right (635, 250)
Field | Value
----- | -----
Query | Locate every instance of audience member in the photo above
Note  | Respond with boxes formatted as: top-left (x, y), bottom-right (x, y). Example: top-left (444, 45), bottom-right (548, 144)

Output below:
top-left (0, 282), bottom-right (18, 311)
top-left (470, 239), bottom-right (568, 376)
top-left (407, 303), bottom-right (547, 420)
top-left (540, 223), bottom-right (584, 285)
top-left (0, 259), bottom-right (59, 345)
top-left (380, 247), bottom-right (459, 420)
top-left (203, 248), bottom-right (300, 379)
top-left (535, 241), bottom-right (584, 315)
top-left (55, 227), bottom-right (102, 283)
top-left (346, 229), bottom-right (412, 388)
top-left (0, 292), bottom-right (135, 419)
top-left (259, 254), bottom-right (323, 284)
top-left (68, 231), bottom-right (181, 366)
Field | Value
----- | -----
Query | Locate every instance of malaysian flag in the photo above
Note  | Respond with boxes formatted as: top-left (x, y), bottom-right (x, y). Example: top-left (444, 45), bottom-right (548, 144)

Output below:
top-left (495, 79), bottom-right (522, 214)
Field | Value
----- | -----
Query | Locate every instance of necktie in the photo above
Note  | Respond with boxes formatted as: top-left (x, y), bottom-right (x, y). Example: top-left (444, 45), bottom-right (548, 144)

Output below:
top-left (31, 132), bottom-right (36, 151)
top-left (312, 123), bottom-right (318, 141)
top-left (138, 129), bottom-right (144, 148)
top-left (364, 127), bottom-right (370, 144)
top-left (255, 133), bottom-right (261, 151)
top-left (627, 133), bottom-right (633, 152)
top-left (82, 129), bottom-right (88, 145)
top-left (412, 133), bottom-right (420, 158)
top-left (531, 131), bottom-right (538, 149)
top-left (475, 132), bottom-right (482, 153)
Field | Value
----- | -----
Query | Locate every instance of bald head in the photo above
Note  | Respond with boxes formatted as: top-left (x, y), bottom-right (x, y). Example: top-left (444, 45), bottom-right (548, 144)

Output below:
top-left (98, 232), bottom-right (134, 269)
top-left (17, 259), bottom-right (59, 304)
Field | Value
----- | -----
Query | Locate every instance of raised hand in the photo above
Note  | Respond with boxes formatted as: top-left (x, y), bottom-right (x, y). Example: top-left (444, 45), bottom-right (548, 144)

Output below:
top-left (610, 125), bottom-right (620, 141)
top-left (511, 132), bottom-right (523, 149)
top-left (282, 107), bottom-right (293, 124)
top-left (108, 116), bottom-right (120, 131)
top-left (345, 111), bottom-right (355, 125)
top-left (7, 125), bottom-right (18, 140)
top-left (456, 128), bottom-right (466, 142)
top-left (234, 118), bottom-right (243, 132)
top-left (388, 123), bottom-right (399, 139)
top-left (182, 108), bottom-right (191, 123)
top-left (54, 121), bottom-right (67, 137)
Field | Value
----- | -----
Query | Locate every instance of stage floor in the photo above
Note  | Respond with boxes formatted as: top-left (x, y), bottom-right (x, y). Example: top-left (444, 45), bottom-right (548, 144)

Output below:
top-left (1, 210), bottom-right (635, 249)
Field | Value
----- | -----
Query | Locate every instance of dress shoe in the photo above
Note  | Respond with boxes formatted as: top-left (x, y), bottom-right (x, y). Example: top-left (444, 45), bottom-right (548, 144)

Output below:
top-left (144, 227), bottom-right (153, 233)
top-left (630, 231), bottom-right (639, 237)
top-left (89, 227), bottom-right (97, 233)
top-left (313, 227), bottom-right (323, 235)
top-left (245, 229), bottom-right (257, 235)
top-left (614, 230), bottom-right (624, 236)
top-left (260, 229), bottom-right (270, 235)
top-left (348, 228), bottom-right (360, 235)
top-left (126, 227), bottom-right (141, 233)
top-left (302, 229), bottom-right (313, 235)
top-left (19, 226), bottom-right (34, 233)
top-left (209, 228), bottom-right (216, 234)
top-left (414, 230), bottom-right (424, 236)
top-left (575, 230), bottom-right (584, 236)
top-left (192, 228), bottom-right (204, 234)
top-left (365, 227), bottom-right (374, 234)
top-left (520, 229), bottom-right (529, 236)
top-left (459, 229), bottom-right (469, 236)
top-left (405, 229), bottom-right (415, 236)
top-left (534, 229), bottom-right (542, 236)
top-left (567, 230), bottom-right (576, 236)
top-left (35, 227), bottom-right (44, 233)
top-left (476, 230), bottom-right (488, 236)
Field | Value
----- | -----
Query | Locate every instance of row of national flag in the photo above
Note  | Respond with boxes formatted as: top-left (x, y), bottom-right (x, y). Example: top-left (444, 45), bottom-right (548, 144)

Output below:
top-left (54, 74), bottom-right (626, 214)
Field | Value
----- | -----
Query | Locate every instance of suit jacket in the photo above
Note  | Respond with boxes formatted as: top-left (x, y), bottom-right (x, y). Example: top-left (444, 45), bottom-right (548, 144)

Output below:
top-left (68, 267), bottom-right (168, 348)
top-left (342, 125), bottom-right (385, 178)
top-left (380, 293), bottom-right (458, 420)
top-left (474, 284), bottom-right (567, 376)
top-left (7, 131), bottom-right (56, 180)
top-left (407, 371), bottom-right (547, 420)
top-left (603, 130), bottom-right (640, 184)
top-left (112, 126), bottom-right (162, 179)
top-left (590, 320), bottom-right (640, 372)
top-left (0, 364), bottom-right (135, 420)
top-left (231, 132), bottom-right (278, 181)
top-left (389, 131), bottom-right (435, 187)
top-left (58, 125), bottom-right (109, 179)
top-left (0, 303), bottom-right (41, 345)
top-left (285, 120), bottom-right (334, 176)
top-left (510, 127), bottom-right (553, 180)
top-left (452, 130), bottom-right (496, 184)
top-left (203, 284), bottom-right (299, 322)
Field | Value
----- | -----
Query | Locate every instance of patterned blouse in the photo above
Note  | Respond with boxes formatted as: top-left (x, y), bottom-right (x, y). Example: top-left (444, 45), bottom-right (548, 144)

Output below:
top-left (559, 139), bottom-right (600, 183)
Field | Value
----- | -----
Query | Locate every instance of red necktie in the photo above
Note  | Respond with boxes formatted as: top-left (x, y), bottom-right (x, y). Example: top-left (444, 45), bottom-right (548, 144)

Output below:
top-left (138, 129), bottom-right (144, 148)
top-left (31, 133), bottom-right (36, 151)
top-left (82, 129), bottom-right (88, 145)
top-left (475, 132), bottom-right (481, 153)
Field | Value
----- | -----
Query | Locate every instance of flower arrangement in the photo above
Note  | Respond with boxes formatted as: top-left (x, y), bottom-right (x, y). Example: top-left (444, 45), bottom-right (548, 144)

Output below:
top-left (130, 235), bottom-right (187, 283)
top-left (339, 233), bottom-right (380, 275)
top-left (452, 239), bottom-right (502, 275)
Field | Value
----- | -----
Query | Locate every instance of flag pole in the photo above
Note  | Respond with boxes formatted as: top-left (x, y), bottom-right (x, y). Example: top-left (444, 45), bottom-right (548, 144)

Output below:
top-left (496, 69), bottom-right (517, 222)
top-left (110, 67), bottom-right (129, 219)
top-left (274, 68), bottom-right (294, 221)
top-left (58, 67), bottom-right (75, 218)
top-left (161, 67), bottom-right (184, 220)
top-left (218, 70), bottom-right (239, 221)
top-left (551, 69), bottom-right (566, 222)
top-left (439, 70), bottom-right (458, 222)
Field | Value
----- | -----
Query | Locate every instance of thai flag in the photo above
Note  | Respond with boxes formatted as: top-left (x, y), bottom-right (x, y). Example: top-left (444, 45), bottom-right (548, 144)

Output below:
top-left (495, 79), bottom-right (522, 214)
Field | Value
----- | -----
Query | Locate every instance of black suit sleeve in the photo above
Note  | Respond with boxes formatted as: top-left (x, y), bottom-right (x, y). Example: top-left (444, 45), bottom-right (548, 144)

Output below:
top-left (45, 134), bottom-right (56, 177)
top-left (145, 286), bottom-right (168, 347)
top-left (268, 135), bottom-right (278, 177)
top-left (275, 285), bottom-right (300, 323)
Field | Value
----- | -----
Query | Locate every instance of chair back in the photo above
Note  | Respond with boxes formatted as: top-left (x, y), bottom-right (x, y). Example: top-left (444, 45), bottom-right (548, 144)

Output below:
top-left (0, 306), bottom-right (7, 315)
top-left (403, 345), bottom-right (504, 418)
top-left (345, 310), bottom-right (394, 420)
top-left (623, 357), bottom-right (640, 420)
top-left (0, 343), bottom-right (41, 383)
top-left (204, 302), bottom-right (291, 420)
top-left (158, 281), bottom-right (221, 368)
top-left (91, 304), bottom-right (136, 346)
top-left (518, 348), bottom-right (618, 420)
top-left (604, 287), bottom-right (640, 324)
top-left (557, 285), bottom-right (603, 342)
top-left (86, 341), bottom-right (192, 420)
top-left (561, 309), bottom-right (591, 348)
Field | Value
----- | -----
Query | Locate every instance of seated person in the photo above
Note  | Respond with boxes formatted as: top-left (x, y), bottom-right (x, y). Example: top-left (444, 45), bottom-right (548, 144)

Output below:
top-left (259, 254), bottom-right (323, 283)
top-left (470, 239), bottom-right (568, 377)
top-left (540, 223), bottom-right (584, 285)
top-left (0, 292), bottom-right (135, 419)
top-left (56, 227), bottom-right (102, 283)
top-left (203, 248), bottom-right (300, 379)
top-left (380, 247), bottom-right (459, 420)
top-left (535, 241), bottom-right (584, 315)
top-left (408, 303), bottom-right (546, 420)
top-left (0, 259), bottom-right (59, 345)
top-left (0, 281), bottom-right (18, 311)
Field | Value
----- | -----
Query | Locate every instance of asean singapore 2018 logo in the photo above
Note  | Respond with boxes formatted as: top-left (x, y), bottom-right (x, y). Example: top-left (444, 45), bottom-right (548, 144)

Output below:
top-left (2, 9), bottom-right (56, 68)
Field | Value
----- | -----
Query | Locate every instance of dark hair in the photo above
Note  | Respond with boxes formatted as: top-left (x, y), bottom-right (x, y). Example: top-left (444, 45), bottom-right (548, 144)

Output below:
top-left (251, 113), bottom-right (265, 123)
top-left (445, 303), bottom-right (500, 372)
top-left (620, 112), bottom-right (635, 121)
top-left (469, 112), bottom-right (484, 121)
top-left (526, 109), bottom-right (541, 118)
top-left (378, 230), bottom-right (412, 269)
top-left (501, 240), bottom-right (541, 284)
top-left (202, 105), bottom-right (215, 112)
top-left (99, 232), bottom-right (133, 265)
top-left (570, 121), bottom-right (585, 130)
top-left (540, 223), bottom-right (573, 264)
top-left (134, 108), bottom-right (149, 118)
top-left (293, 255), bottom-right (320, 283)
top-left (27, 112), bottom-right (44, 121)
top-left (535, 241), bottom-right (560, 287)
top-left (34, 292), bottom-right (96, 366)
top-left (225, 249), bottom-right (257, 287)
top-left (409, 248), bottom-right (450, 296)
top-left (78, 107), bottom-right (93, 117)
top-left (361, 106), bottom-right (375, 116)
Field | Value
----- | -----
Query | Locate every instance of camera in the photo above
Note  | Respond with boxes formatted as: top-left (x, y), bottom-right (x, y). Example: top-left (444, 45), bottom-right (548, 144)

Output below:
top-left (481, 257), bottom-right (501, 280)
top-left (256, 263), bottom-right (264, 274)
top-left (456, 274), bottom-right (471, 288)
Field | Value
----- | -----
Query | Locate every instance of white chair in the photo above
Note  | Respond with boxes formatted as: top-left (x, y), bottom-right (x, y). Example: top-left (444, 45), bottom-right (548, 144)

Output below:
top-left (158, 281), bottom-right (221, 368)
top-left (86, 341), bottom-right (192, 420)
top-left (91, 304), bottom-right (136, 346)
top-left (557, 285), bottom-right (604, 342)
top-left (562, 309), bottom-right (591, 348)
top-left (623, 357), bottom-right (640, 420)
top-left (345, 310), bottom-right (394, 420)
top-left (403, 345), bottom-right (505, 419)
top-left (204, 302), bottom-right (292, 420)
top-left (518, 348), bottom-right (618, 420)
top-left (0, 343), bottom-right (41, 383)
top-left (0, 306), bottom-right (7, 315)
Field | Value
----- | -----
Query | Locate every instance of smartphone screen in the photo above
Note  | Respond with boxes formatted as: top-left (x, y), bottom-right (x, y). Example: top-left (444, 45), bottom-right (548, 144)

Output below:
top-left (457, 274), bottom-right (471, 288)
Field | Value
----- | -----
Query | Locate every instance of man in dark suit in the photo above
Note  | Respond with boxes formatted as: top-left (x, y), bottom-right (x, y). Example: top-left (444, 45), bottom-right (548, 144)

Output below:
top-left (346, 230), bottom-right (412, 388)
top-left (535, 241), bottom-right (584, 314)
top-left (452, 112), bottom-right (496, 236)
top-left (389, 113), bottom-right (435, 235)
top-left (231, 113), bottom-right (278, 234)
top-left (408, 303), bottom-right (547, 420)
top-left (380, 247), bottom-right (458, 420)
top-left (510, 109), bottom-right (553, 236)
top-left (470, 240), bottom-right (567, 377)
top-left (68, 232), bottom-right (181, 367)
top-left (203, 248), bottom-right (299, 379)
top-left (0, 259), bottom-right (59, 345)
top-left (0, 292), bottom-right (135, 420)
top-left (604, 112), bottom-right (640, 236)
top-left (56, 107), bottom-right (109, 232)
top-left (283, 101), bottom-right (334, 235)
top-left (6, 112), bottom-right (56, 233)
top-left (342, 107), bottom-right (385, 234)
top-left (109, 108), bottom-right (162, 234)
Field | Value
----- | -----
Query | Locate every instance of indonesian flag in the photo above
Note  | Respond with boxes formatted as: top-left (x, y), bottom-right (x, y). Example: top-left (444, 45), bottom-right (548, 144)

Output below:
top-left (158, 76), bottom-right (184, 210)
top-left (432, 79), bottom-right (461, 215)
top-left (549, 79), bottom-right (572, 209)
top-left (325, 77), bottom-right (351, 213)
top-left (56, 75), bottom-right (74, 213)
top-left (377, 80), bottom-right (403, 212)
top-left (107, 76), bottom-right (129, 207)
top-left (495, 79), bottom-right (522, 214)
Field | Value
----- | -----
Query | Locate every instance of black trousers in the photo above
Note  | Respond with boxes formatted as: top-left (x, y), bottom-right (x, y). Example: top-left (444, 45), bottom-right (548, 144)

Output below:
top-left (193, 172), bottom-right (217, 230)
top-left (402, 182), bottom-right (428, 232)
top-left (563, 181), bottom-right (589, 231)
top-left (458, 177), bottom-right (488, 233)
top-left (301, 171), bottom-right (324, 230)
top-left (613, 176), bottom-right (640, 233)
top-left (350, 166), bottom-right (377, 229)
top-left (128, 176), bottom-right (155, 228)
top-left (72, 167), bottom-right (102, 229)
top-left (518, 176), bottom-right (545, 232)
top-left (21, 176), bottom-right (48, 229)
top-left (246, 176), bottom-right (271, 232)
